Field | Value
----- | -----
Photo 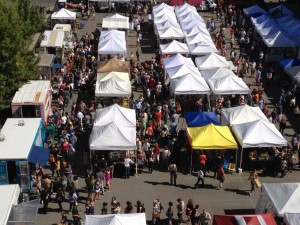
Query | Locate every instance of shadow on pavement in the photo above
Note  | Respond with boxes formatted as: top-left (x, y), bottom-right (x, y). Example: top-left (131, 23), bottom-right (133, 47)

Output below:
top-left (224, 209), bottom-right (255, 215)
top-left (224, 188), bottom-right (249, 196)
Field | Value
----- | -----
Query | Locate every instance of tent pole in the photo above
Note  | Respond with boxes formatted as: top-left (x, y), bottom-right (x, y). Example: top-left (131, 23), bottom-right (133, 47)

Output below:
top-left (239, 148), bottom-right (243, 170)
top-left (235, 148), bottom-right (238, 173)
top-left (135, 149), bottom-right (138, 177)
top-left (190, 149), bottom-right (193, 175)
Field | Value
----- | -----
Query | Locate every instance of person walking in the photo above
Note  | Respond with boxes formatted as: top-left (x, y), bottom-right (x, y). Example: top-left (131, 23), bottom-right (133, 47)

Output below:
top-left (67, 189), bottom-right (78, 214)
top-left (216, 165), bottom-right (225, 190)
top-left (248, 169), bottom-right (259, 196)
top-left (168, 160), bottom-right (178, 186)
top-left (194, 167), bottom-right (204, 188)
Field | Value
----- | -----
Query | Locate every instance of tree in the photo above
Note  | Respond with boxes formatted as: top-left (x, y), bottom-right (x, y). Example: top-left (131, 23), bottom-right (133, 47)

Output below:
top-left (0, 0), bottom-right (44, 109)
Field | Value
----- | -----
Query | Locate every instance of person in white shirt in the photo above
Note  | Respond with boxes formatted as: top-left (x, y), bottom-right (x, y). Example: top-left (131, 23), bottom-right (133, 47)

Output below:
top-left (124, 156), bottom-right (134, 179)
top-left (194, 168), bottom-right (204, 188)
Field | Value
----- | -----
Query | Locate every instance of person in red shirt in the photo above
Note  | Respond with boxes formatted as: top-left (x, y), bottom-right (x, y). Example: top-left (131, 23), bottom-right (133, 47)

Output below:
top-left (199, 152), bottom-right (207, 176)
top-left (216, 165), bottom-right (225, 190)
top-left (155, 110), bottom-right (162, 127)
top-left (146, 125), bottom-right (153, 141)
top-left (149, 77), bottom-right (156, 88)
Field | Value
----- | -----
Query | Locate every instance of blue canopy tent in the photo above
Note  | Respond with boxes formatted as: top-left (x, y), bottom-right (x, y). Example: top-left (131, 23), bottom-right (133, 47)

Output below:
top-left (243, 5), bottom-right (267, 17)
top-left (185, 112), bottom-right (220, 127)
top-left (269, 4), bottom-right (294, 17)
top-left (278, 58), bottom-right (300, 69)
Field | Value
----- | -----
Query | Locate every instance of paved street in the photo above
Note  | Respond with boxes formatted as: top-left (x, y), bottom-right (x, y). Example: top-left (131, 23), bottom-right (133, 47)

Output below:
top-left (30, 2), bottom-right (300, 224)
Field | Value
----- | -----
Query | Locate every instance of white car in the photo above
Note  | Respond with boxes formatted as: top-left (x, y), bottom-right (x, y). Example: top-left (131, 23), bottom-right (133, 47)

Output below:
top-left (197, 0), bottom-right (217, 11)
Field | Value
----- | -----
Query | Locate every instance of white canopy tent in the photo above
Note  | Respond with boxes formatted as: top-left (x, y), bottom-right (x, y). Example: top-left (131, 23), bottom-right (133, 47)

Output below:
top-left (153, 3), bottom-right (174, 13)
top-left (51, 8), bottom-right (76, 20)
top-left (154, 14), bottom-right (177, 24)
top-left (163, 53), bottom-right (195, 69)
top-left (155, 20), bottom-right (181, 31)
top-left (175, 3), bottom-right (196, 14)
top-left (160, 40), bottom-right (189, 54)
top-left (220, 105), bottom-right (270, 126)
top-left (98, 30), bottom-right (126, 55)
top-left (170, 73), bottom-right (210, 95)
top-left (85, 213), bottom-right (147, 225)
top-left (184, 25), bottom-right (210, 37)
top-left (102, 14), bottom-right (130, 30)
top-left (195, 53), bottom-right (230, 70)
top-left (181, 20), bottom-right (207, 31)
top-left (185, 32), bottom-right (214, 45)
top-left (284, 213), bottom-right (300, 225)
top-left (95, 72), bottom-right (131, 97)
top-left (188, 42), bottom-right (219, 55)
top-left (154, 7), bottom-right (176, 18)
top-left (166, 64), bottom-right (200, 79)
top-left (178, 12), bottom-right (205, 25)
top-left (201, 68), bottom-right (250, 95)
top-left (256, 183), bottom-right (300, 216)
top-left (232, 120), bottom-right (287, 148)
top-left (157, 26), bottom-right (184, 39)
top-left (89, 104), bottom-right (136, 150)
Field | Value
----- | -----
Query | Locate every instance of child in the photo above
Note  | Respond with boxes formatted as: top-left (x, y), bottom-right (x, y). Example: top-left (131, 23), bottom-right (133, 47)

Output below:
top-left (101, 202), bottom-right (108, 214)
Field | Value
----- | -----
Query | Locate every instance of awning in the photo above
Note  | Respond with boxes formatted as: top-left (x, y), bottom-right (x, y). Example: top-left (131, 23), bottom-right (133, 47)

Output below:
top-left (51, 63), bottom-right (63, 69)
top-left (8, 199), bottom-right (40, 225)
top-left (27, 146), bottom-right (50, 166)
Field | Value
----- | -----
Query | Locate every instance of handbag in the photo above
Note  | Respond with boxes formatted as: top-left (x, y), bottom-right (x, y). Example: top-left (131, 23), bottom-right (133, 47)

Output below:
top-left (254, 178), bottom-right (261, 188)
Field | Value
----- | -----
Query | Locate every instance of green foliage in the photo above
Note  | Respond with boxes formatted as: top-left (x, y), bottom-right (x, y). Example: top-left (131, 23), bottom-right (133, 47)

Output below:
top-left (0, 0), bottom-right (44, 109)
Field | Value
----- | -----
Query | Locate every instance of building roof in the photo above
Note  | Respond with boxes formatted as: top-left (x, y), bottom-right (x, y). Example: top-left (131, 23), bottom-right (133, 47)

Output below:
top-left (11, 80), bottom-right (50, 104)
top-left (0, 118), bottom-right (41, 160)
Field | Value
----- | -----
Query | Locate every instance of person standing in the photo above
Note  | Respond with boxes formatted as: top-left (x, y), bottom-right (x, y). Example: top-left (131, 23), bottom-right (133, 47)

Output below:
top-left (186, 199), bottom-right (194, 225)
top-left (248, 169), bottom-right (259, 196)
top-left (177, 198), bottom-right (185, 225)
top-left (194, 167), bottom-right (204, 188)
top-left (200, 209), bottom-right (211, 225)
top-left (162, 147), bottom-right (171, 170)
top-left (198, 152), bottom-right (207, 176)
top-left (152, 199), bottom-right (160, 225)
top-left (216, 165), bottom-right (225, 190)
top-left (168, 160), bottom-right (177, 186)
top-left (68, 189), bottom-right (78, 214)
top-left (124, 155), bottom-right (134, 179)
top-left (279, 116), bottom-right (286, 134)
top-left (105, 166), bottom-right (111, 192)
top-left (166, 202), bottom-right (174, 225)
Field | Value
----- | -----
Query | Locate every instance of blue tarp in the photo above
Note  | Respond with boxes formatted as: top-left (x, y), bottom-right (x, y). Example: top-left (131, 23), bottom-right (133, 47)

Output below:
top-left (51, 63), bottom-right (63, 69)
top-left (278, 58), bottom-right (300, 69)
top-left (185, 112), bottom-right (220, 127)
top-left (243, 5), bottom-right (267, 17)
top-left (27, 146), bottom-right (50, 166)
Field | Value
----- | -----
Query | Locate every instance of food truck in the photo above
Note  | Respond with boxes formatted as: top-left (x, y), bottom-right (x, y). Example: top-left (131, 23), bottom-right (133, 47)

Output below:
top-left (40, 30), bottom-right (65, 63)
top-left (0, 118), bottom-right (48, 193)
top-left (11, 80), bottom-right (52, 123)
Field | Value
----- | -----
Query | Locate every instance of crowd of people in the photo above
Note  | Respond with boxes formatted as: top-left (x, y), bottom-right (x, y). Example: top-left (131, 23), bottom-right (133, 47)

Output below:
top-left (30, 0), bottom-right (300, 224)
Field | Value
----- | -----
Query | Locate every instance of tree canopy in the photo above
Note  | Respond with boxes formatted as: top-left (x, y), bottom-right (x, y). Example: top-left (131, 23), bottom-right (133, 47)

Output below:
top-left (0, 0), bottom-right (44, 109)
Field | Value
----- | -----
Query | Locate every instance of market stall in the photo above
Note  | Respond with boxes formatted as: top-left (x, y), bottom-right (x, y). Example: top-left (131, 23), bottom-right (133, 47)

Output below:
top-left (97, 58), bottom-right (129, 73)
top-left (185, 112), bottom-right (219, 127)
top-left (256, 183), bottom-right (300, 216)
top-left (102, 14), bottom-right (130, 30)
top-left (284, 213), bottom-right (300, 225)
top-left (98, 30), bottom-right (127, 56)
top-left (195, 53), bottom-right (230, 70)
top-left (89, 104), bottom-right (136, 176)
top-left (160, 40), bottom-right (189, 55)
